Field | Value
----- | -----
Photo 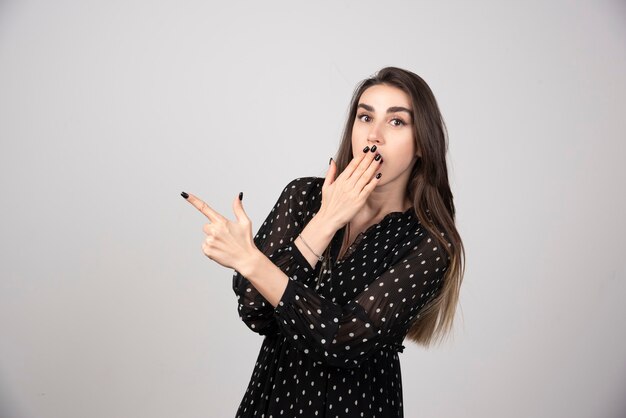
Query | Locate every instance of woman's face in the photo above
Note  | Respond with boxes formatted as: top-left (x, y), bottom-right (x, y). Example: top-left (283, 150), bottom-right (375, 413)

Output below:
top-left (351, 84), bottom-right (419, 186)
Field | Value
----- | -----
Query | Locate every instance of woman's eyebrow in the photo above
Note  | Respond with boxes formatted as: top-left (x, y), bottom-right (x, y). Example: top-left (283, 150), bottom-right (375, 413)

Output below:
top-left (357, 103), bottom-right (413, 119)
top-left (387, 106), bottom-right (413, 117)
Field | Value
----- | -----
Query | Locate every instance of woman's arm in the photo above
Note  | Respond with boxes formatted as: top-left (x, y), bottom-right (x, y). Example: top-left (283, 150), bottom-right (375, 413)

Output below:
top-left (292, 207), bottom-right (338, 270)
top-left (232, 177), bottom-right (335, 335)
top-left (291, 148), bottom-right (384, 270)
top-left (240, 226), bottom-right (450, 368)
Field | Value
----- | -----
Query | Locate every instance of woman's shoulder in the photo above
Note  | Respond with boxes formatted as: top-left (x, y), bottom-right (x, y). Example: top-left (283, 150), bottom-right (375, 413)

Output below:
top-left (277, 176), bottom-right (324, 216)
top-left (281, 176), bottom-right (324, 197)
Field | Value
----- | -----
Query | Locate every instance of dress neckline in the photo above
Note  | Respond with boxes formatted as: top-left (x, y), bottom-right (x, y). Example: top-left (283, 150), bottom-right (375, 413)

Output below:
top-left (333, 206), bottom-right (415, 264)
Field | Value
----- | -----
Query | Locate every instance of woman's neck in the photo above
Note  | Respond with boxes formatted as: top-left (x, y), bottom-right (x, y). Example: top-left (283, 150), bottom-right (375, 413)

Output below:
top-left (363, 173), bottom-right (412, 216)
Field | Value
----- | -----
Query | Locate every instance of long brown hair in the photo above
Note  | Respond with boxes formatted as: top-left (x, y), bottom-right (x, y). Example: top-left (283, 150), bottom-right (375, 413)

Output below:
top-left (330, 67), bottom-right (465, 347)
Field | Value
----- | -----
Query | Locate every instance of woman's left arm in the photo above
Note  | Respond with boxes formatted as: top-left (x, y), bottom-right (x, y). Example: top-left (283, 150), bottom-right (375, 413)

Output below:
top-left (239, 226), bottom-right (451, 368)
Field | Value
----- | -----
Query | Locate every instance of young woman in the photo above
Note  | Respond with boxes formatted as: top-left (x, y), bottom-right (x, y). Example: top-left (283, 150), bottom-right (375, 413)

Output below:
top-left (182, 66), bottom-right (465, 417)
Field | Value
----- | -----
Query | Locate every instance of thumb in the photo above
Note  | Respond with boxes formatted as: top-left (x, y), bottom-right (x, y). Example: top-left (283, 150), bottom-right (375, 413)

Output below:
top-left (232, 192), bottom-right (250, 223)
top-left (324, 157), bottom-right (337, 187)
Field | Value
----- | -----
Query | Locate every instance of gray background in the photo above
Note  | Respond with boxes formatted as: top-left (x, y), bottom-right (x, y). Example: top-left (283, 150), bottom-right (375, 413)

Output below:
top-left (1, 0), bottom-right (625, 417)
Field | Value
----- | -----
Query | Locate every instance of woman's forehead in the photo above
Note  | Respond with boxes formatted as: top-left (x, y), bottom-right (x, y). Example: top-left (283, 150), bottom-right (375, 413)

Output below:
top-left (359, 84), bottom-right (412, 109)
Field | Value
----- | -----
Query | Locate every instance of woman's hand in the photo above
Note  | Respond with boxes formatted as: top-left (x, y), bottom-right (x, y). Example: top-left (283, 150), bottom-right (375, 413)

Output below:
top-left (182, 192), bottom-right (258, 271)
top-left (319, 145), bottom-right (383, 229)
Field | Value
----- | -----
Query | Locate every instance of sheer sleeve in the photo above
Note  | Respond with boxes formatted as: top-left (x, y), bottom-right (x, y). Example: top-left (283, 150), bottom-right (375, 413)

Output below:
top-left (272, 228), bottom-right (450, 368)
top-left (232, 177), bottom-right (324, 336)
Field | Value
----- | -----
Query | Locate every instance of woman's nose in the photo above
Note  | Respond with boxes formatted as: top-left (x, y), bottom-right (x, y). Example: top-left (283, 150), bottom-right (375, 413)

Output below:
top-left (367, 121), bottom-right (384, 142)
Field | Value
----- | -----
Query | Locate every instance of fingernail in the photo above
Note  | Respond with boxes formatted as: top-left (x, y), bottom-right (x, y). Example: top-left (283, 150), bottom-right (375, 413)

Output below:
top-left (363, 145), bottom-right (370, 153)
top-left (239, 192), bottom-right (243, 201)
top-left (375, 173), bottom-right (382, 179)
top-left (370, 145), bottom-right (377, 152)
top-left (181, 191), bottom-right (189, 199)
top-left (329, 157), bottom-right (333, 165)
top-left (374, 154), bottom-right (381, 161)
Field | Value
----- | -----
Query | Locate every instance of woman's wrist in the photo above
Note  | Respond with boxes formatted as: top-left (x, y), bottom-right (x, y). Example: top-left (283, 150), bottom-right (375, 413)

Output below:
top-left (312, 208), bottom-right (341, 233)
top-left (236, 247), bottom-right (266, 279)
top-left (293, 212), bottom-right (338, 268)
top-left (235, 248), bottom-right (289, 308)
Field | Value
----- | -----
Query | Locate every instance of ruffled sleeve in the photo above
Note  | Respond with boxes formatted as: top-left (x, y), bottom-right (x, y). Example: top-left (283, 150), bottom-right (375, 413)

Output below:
top-left (232, 177), bottom-right (324, 336)
top-left (272, 228), bottom-right (450, 368)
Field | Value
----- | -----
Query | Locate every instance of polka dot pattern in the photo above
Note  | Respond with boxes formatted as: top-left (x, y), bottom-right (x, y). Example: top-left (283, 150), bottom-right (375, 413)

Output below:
top-left (233, 177), bottom-right (449, 417)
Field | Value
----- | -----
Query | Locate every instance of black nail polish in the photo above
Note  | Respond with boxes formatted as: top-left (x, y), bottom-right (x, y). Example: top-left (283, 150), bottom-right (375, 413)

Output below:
top-left (363, 145), bottom-right (370, 153)
top-left (375, 173), bottom-right (382, 179)
top-left (239, 192), bottom-right (243, 201)
top-left (370, 145), bottom-right (377, 152)
top-left (329, 157), bottom-right (333, 165)
top-left (374, 154), bottom-right (381, 161)
top-left (181, 191), bottom-right (189, 199)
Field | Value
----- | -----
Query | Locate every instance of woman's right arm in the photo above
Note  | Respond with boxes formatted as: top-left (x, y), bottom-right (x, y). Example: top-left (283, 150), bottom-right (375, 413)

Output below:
top-left (232, 177), bottom-right (337, 336)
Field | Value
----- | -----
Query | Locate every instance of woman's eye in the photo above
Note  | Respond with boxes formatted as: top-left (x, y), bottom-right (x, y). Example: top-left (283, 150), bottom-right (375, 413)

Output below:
top-left (391, 118), bottom-right (406, 127)
top-left (357, 114), bottom-right (371, 122)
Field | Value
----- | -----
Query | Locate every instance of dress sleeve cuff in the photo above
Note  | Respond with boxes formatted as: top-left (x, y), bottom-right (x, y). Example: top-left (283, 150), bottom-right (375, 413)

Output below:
top-left (287, 242), bottom-right (324, 280)
top-left (274, 277), bottom-right (298, 315)
top-left (289, 242), bottom-right (316, 271)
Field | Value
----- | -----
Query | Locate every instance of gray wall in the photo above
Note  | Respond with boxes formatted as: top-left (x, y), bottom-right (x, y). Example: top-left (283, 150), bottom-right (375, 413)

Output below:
top-left (1, 1), bottom-right (624, 417)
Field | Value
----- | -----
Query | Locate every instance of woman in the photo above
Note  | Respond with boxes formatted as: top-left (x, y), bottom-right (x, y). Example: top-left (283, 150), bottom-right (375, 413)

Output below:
top-left (182, 66), bottom-right (465, 417)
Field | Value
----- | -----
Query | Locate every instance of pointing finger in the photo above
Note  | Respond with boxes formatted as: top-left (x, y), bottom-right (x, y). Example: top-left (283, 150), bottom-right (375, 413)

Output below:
top-left (181, 191), bottom-right (226, 223)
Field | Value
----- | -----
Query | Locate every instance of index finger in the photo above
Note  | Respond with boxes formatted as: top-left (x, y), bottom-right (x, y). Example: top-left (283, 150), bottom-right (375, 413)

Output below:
top-left (183, 192), bottom-right (226, 223)
top-left (343, 145), bottom-right (372, 179)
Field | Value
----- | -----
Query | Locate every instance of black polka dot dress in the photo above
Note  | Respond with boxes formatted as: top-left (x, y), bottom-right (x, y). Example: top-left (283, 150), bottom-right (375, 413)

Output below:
top-left (232, 177), bottom-right (449, 417)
